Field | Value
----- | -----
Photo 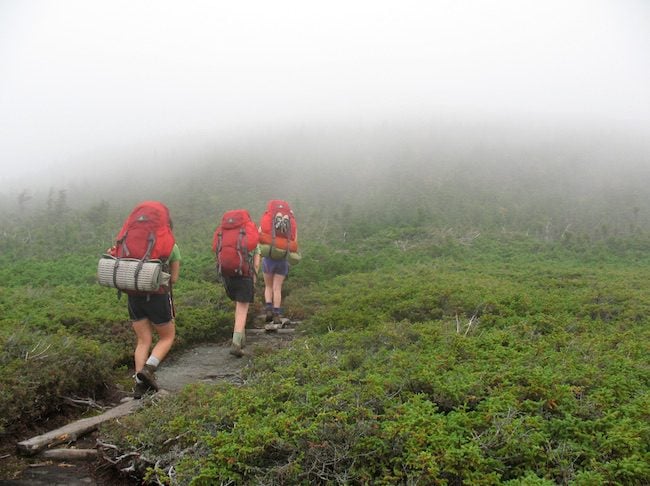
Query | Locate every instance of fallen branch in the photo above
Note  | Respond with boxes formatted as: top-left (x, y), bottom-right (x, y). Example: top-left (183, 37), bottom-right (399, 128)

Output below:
top-left (17, 399), bottom-right (143, 456)
top-left (40, 448), bottom-right (98, 461)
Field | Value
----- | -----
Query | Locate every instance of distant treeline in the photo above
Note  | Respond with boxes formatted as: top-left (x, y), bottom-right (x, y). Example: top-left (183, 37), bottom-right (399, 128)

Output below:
top-left (2, 121), bottom-right (649, 250)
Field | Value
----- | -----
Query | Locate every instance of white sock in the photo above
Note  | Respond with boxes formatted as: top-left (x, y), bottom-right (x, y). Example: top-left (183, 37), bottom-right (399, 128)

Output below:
top-left (146, 355), bottom-right (160, 368)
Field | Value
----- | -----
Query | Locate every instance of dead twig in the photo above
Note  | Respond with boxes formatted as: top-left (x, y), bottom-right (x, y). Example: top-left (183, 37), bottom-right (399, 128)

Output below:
top-left (106, 451), bottom-right (140, 466)
top-left (464, 314), bottom-right (479, 337)
top-left (152, 459), bottom-right (166, 486)
top-left (455, 312), bottom-right (479, 336)
top-left (61, 396), bottom-right (108, 410)
top-left (96, 440), bottom-right (119, 451)
top-left (163, 431), bottom-right (190, 446)
top-left (24, 340), bottom-right (52, 361)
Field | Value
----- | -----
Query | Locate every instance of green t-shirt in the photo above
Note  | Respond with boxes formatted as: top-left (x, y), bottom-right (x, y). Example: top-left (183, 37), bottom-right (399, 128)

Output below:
top-left (168, 243), bottom-right (181, 263)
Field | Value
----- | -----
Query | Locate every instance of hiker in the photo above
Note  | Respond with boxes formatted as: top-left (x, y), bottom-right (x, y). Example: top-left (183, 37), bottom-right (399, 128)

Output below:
top-left (130, 241), bottom-right (180, 397)
top-left (261, 254), bottom-right (290, 325)
top-left (213, 209), bottom-right (260, 357)
top-left (105, 201), bottom-right (180, 398)
top-left (258, 200), bottom-right (299, 327)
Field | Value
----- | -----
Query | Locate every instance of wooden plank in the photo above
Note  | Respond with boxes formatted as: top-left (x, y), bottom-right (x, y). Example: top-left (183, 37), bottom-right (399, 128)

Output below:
top-left (17, 398), bottom-right (143, 456)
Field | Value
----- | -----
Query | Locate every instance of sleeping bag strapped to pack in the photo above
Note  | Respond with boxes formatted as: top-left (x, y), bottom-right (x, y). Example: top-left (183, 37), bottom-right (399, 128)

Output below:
top-left (97, 200), bottom-right (175, 294)
top-left (213, 209), bottom-right (259, 277)
top-left (259, 199), bottom-right (299, 261)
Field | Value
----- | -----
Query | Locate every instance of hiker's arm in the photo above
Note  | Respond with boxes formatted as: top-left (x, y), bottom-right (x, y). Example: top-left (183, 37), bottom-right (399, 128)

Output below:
top-left (170, 260), bottom-right (180, 284)
top-left (253, 253), bottom-right (261, 274)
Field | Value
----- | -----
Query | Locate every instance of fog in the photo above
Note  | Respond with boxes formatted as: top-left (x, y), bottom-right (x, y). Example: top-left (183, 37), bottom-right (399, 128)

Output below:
top-left (1, 0), bottom-right (649, 194)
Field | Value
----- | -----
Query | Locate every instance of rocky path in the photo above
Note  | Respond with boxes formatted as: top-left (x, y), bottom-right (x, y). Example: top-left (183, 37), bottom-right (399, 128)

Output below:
top-left (2, 318), bottom-right (298, 485)
top-left (157, 324), bottom-right (296, 391)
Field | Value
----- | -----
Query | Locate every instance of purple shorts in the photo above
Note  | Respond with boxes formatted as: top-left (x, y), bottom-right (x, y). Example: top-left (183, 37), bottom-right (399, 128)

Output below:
top-left (262, 257), bottom-right (289, 276)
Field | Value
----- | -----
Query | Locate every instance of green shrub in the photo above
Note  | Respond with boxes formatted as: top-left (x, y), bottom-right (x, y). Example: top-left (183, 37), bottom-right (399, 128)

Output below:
top-left (0, 328), bottom-right (115, 435)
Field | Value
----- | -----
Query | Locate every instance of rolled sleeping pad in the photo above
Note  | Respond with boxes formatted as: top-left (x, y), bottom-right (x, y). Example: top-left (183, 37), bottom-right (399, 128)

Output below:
top-left (97, 256), bottom-right (169, 291)
top-left (259, 244), bottom-right (301, 265)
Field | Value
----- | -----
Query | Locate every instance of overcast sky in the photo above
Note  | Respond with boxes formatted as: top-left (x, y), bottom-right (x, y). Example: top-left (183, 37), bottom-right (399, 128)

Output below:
top-left (1, 0), bottom-right (649, 185)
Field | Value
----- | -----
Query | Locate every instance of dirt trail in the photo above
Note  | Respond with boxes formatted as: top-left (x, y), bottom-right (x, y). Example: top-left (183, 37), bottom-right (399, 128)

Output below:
top-left (157, 325), bottom-right (295, 391)
top-left (1, 319), bottom-right (298, 485)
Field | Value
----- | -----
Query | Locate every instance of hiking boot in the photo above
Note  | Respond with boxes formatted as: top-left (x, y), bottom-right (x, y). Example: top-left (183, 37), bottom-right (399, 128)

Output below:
top-left (273, 314), bottom-right (284, 326)
top-left (264, 309), bottom-right (274, 322)
top-left (229, 343), bottom-right (244, 358)
top-left (136, 364), bottom-right (159, 391)
top-left (133, 381), bottom-right (151, 399)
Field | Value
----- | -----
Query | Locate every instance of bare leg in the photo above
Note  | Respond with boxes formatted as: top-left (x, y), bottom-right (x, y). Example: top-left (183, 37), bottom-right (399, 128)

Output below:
top-left (272, 274), bottom-right (286, 309)
top-left (133, 318), bottom-right (175, 371)
top-left (132, 319), bottom-right (153, 372)
top-left (150, 321), bottom-right (175, 362)
top-left (234, 301), bottom-right (249, 333)
top-left (263, 272), bottom-right (274, 304)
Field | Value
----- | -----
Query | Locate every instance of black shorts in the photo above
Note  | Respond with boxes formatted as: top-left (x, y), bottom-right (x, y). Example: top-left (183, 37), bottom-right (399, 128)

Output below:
top-left (127, 293), bottom-right (174, 324)
top-left (222, 276), bottom-right (255, 303)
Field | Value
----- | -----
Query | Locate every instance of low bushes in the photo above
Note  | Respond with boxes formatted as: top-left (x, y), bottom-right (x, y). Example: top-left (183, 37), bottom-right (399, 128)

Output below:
top-left (101, 315), bottom-right (650, 484)
top-left (100, 238), bottom-right (650, 484)
top-left (0, 328), bottom-right (116, 435)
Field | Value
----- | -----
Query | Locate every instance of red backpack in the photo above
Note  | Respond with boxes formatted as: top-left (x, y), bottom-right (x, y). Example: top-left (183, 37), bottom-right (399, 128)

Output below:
top-left (259, 199), bottom-right (297, 249)
top-left (103, 201), bottom-right (175, 295)
top-left (213, 209), bottom-right (259, 277)
top-left (113, 201), bottom-right (175, 261)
